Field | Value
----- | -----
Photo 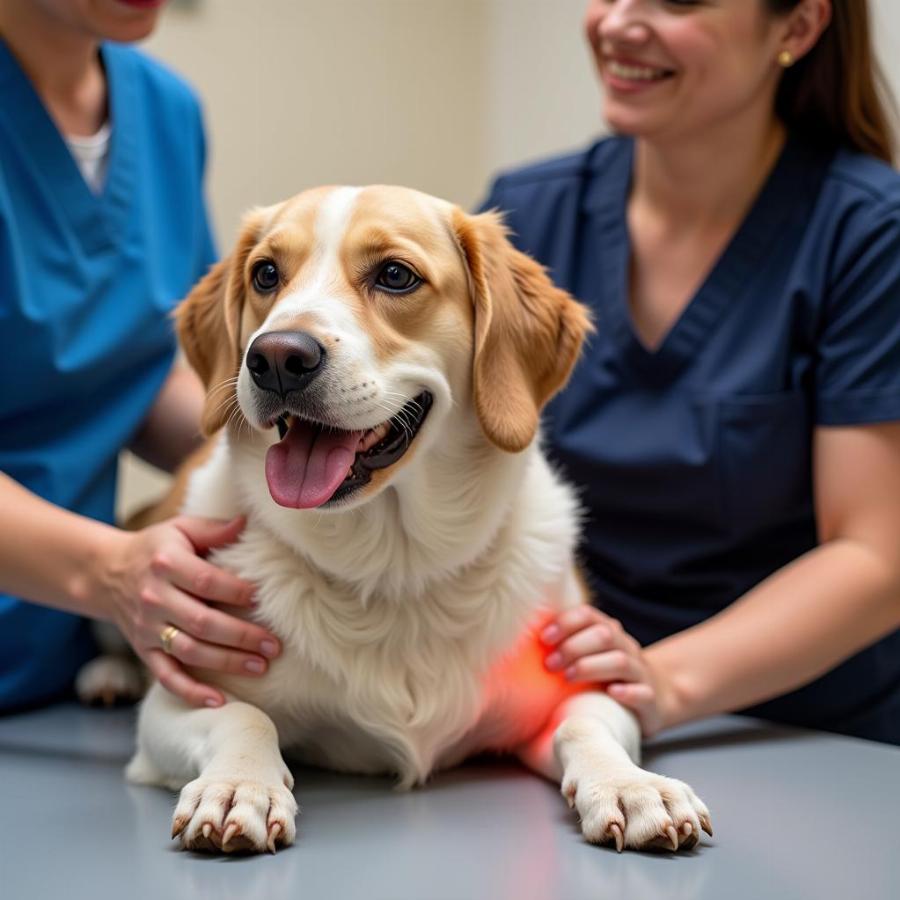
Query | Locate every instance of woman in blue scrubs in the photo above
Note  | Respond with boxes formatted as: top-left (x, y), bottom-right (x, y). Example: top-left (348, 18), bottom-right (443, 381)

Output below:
top-left (501, 0), bottom-right (900, 744)
top-left (0, 0), bottom-right (281, 712)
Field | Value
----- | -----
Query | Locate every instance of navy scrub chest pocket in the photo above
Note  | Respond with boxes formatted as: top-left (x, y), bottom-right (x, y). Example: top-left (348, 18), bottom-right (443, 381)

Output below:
top-left (716, 390), bottom-right (813, 537)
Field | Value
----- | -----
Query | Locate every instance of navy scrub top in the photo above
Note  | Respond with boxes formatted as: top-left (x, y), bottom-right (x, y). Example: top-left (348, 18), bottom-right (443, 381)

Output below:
top-left (0, 41), bottom-right (216, 711)
top-left (481, 136), bottom-right (900, 743)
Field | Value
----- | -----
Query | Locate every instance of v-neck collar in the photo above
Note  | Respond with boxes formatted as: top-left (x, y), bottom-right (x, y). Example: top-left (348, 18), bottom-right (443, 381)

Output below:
top-left (583, 135), bottom-right (826, 384)
top-left (0, 39), bottom-right (137, 254)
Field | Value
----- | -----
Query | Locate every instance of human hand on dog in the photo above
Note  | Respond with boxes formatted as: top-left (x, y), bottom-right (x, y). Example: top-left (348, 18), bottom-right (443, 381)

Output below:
top-left (100, 515), bottom-right (280, 708)
top-left (542, 605), bottom-right (676, 738)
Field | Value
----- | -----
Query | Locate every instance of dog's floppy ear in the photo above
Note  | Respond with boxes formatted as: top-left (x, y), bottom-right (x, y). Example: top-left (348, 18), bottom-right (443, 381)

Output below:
top-left (175, 209), bottom-right (268, 436)
top-left (453, 208), bottom-right (593, 452)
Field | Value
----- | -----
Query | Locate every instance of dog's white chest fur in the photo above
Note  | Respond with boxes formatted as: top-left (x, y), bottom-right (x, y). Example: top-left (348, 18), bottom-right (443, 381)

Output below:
top-left (186, 432), bottom-right (582, 786)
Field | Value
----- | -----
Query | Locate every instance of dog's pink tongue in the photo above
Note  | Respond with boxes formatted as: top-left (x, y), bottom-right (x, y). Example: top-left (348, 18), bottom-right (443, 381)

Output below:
top-left (265, 421), bottom-right (362, 508)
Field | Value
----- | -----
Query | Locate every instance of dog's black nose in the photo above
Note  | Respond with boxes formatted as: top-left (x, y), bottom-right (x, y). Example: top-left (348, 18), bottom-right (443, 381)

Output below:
top-left (246, 331), bottom-right (325, 397)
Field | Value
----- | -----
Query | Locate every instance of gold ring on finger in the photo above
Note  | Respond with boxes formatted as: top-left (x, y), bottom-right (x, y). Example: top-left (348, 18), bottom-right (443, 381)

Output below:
top-left (159, 624), bottom-right (180, 655)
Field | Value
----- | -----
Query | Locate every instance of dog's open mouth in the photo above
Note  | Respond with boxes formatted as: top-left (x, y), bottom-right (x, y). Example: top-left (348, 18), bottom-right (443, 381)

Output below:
top-left (264, 391), bottom-right (433, 509)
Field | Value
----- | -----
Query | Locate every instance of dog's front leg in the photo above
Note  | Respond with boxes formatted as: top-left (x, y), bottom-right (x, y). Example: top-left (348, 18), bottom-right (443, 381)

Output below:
top-left (127, 683), bottom-right (297, 853)
top-left (517, 692), bottom-right (711, 852)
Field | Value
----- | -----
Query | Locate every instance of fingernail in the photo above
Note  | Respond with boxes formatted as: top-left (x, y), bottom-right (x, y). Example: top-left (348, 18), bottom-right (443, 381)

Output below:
top-left (260, 640), bottom-right (279, 658)
top-left (564, 666), bottom-right (577, 681)
top-left (545, 652), bottom-right (563, 671)
top-left (244, 658), bottom-right (265, 674)
top-left (541, 625), bottom-right (560, 644)
top-left (204, 697), bottom-right (222, 708)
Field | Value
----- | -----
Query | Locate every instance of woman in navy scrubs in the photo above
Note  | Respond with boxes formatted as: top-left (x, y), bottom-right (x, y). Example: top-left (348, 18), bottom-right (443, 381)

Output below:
top-left (0, 0), bottom-right (280, 712)
top-left (497, 0), bottom-right (900, 744)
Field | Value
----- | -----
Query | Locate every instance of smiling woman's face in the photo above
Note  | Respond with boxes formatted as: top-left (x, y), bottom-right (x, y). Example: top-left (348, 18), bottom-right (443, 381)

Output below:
top-left (584, 0), bottom-right (789, 142)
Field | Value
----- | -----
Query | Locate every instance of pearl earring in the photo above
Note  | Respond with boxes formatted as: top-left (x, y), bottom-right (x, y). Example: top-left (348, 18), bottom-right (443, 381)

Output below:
top-left (778, 50), bottom-right (794, 68)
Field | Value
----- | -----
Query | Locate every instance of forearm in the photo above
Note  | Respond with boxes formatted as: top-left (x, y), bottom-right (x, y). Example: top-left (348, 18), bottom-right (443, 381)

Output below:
top-left (0, 472), bottom-right (125, 619)
top-left (647, 538), bottom-right (900, 729)
top-left (130, 362), bottom-right (205, 473)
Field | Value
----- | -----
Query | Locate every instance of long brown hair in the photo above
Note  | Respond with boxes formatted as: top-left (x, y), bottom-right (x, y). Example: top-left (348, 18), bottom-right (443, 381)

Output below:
top-left (768, 0), bottom-right (897, 163)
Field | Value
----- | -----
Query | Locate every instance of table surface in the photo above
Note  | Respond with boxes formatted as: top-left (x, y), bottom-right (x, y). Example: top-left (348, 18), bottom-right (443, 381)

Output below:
top-left (0, 703), bottom-right (898, 900)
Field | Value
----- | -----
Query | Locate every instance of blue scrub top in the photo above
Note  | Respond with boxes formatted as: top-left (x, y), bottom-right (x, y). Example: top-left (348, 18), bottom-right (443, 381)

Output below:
top-left (0, 41), bottom-right (216, 711)
top-left (481, 136), bottom-right (900, 743)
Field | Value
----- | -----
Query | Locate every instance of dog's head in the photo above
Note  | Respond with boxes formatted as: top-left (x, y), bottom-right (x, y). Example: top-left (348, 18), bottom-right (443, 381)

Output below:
top-left (177, 185), bottom-right (591, 511)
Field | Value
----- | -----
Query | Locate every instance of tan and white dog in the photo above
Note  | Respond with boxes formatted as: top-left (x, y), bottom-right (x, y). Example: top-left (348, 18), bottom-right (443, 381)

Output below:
top-left (126, 185), bottom-right (711, 854)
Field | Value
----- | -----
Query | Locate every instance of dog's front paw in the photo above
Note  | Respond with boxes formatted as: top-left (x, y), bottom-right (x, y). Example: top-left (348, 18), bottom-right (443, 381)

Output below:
top-left (172, 775), bottom-right (298, 854)
top-left (562, 763), bottom-right (712, 853)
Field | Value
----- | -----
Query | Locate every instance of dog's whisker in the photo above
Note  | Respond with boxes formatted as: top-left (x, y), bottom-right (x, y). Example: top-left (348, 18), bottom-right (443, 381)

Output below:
top-left (206, 384), bottom-right (238, 405)
top-left (206, 375), bottom-right (241, 400)
top-left (395, 408), bottom-right (417, 437)
top-left (372, 402), bottom-right (400, 420)
top-left (223, 399), bottom-right (252, 438)
top-left (225, 407), bottom-right (241, 434)
top-left (209, 393), bottom-right (239, 420)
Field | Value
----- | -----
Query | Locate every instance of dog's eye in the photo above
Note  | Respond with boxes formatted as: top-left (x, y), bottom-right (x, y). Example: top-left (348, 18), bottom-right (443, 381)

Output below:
top-left (375, 261), bottom-right (421, 294)
top-left (252, 261), bottom-right (280, 293)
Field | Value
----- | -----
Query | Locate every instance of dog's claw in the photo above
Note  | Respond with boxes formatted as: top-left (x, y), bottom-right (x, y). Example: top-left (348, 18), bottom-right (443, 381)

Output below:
top-left (665, 825), bottom-right (679, 852)
top-left (681, 822), bottom-right (693, 837)
top-left (700, 813), bottom-right (713, 837)
top-left (221, 822), bottom-right (240, 850)
top-left (267, 822), bottom-right (282, 854)
top-left (609, 823), bottom-right (624, 853)
top-left (201, 822), bottom-right (213, 840)
top-left (171, 817), bottom-right (188, 839)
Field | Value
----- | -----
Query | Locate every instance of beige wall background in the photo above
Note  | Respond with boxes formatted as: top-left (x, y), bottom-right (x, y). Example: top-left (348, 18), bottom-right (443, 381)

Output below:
top-left (119, 0), bottom-right (900, 517)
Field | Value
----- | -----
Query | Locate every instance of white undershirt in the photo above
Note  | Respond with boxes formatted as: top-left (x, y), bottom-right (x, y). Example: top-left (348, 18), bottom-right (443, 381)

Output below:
top-left (65, 121), bottom-right (111, 194)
